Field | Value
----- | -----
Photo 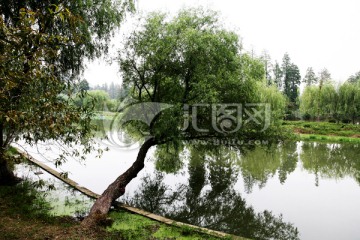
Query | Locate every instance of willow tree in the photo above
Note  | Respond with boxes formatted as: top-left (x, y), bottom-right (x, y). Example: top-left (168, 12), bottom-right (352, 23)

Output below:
top-left (0, 1), bottom-right (134, 185)
top-left (300, 84), bottom-right (338, 121)
top-left (339, 82), bottom-right (360, 123)
top-left (83, 8), bottom-right (286, 225)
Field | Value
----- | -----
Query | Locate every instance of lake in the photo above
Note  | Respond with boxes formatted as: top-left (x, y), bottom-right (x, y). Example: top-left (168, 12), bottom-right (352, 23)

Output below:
top-left (17, 138), bottom-right (360, 240)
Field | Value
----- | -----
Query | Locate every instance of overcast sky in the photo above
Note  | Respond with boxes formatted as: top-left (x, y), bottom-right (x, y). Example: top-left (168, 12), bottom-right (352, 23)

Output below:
top-left (84, 0), bottom-right (360, 86)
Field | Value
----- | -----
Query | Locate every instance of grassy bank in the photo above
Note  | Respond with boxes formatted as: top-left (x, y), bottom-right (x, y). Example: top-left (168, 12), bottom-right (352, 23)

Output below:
top-left (0, 181), bottom-right (228, 240)
top-left (0, 158), bottom-right (231, 240)
top-left (284, 120), bottom-right (360, 143)
top-left (0, 181), bottom-right (110, 240)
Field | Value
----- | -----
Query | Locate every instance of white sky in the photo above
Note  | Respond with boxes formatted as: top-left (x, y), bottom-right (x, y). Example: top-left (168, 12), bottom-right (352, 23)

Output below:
top-left (84, 0), bottom-right (360, 86)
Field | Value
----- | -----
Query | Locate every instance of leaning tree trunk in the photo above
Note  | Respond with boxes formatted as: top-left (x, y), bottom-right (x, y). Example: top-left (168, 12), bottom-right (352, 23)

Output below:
top-left (81, 137), bottom-right (157, 227)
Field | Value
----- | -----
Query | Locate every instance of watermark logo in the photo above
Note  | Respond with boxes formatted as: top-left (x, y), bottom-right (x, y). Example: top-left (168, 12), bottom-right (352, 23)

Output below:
top-left (101, 100), bottom-right (271, 149)
top-left (182, 103), bottom-right (270, 134)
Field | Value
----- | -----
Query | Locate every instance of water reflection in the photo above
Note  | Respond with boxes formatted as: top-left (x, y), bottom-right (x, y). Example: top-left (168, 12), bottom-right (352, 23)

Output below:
top-left (124, 146), bottom-right (300, 240)
top-left (20, 131), bottom-right (360, 240)
top-left (301, 142), bottom-right (360, 185)
top-left (238, 142), bottom-right (360, 189)
top-left (15, 163), bottom-right (94, 217)
top-left (239, 142), bottom-right (298, 192)
top-left (123, 141), bottom-right (360, 239)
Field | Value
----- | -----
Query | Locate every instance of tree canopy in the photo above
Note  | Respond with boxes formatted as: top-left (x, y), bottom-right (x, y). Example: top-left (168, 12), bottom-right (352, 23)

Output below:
top-left (282, 53), bottom-right (301, 104)
top-left (347, 71), bottom-right (360, 84)
top-left (300, 80), bottom-right (360, 123)
top-left (0, 0), bottom-right (134, 78)
top-left (117, 8), bottom-right (284, 144)
top-left (0, 1), bottom-right (134, 185)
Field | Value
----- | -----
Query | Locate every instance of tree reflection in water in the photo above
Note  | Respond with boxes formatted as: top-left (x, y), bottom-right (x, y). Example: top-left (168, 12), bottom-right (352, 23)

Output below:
top-left (239, 141), bottom-right (298, 192)
top-left (238, 142), bottom-right (360, 189)
top-left (301, 142), bottom-right (360, 186)
top-left (124, 146), bottom-right (299, 240)
top-left (122, 142), bottom-right (360, 239)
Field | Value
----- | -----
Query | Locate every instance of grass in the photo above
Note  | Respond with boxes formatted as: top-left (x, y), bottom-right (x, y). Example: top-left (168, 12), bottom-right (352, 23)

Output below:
top-left (284, 120), bottom-right (360, 143)
top-left (297, 134), bottom-right (360, 143)
top-left (108, 210), bottom-right (224, 240)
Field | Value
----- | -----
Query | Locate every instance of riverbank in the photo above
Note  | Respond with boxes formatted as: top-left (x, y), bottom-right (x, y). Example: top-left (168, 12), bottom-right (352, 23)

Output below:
top-left (0, 174), bottom-right (227, 240)
top-left (284, 121), bottom-right (360, 143)
top-left (0, 181), bottom-right (111, 240)
top-left (0, 151), bottom-right (237, 240)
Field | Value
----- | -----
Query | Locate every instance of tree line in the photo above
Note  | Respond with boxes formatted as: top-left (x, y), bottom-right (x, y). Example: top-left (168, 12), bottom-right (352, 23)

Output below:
top-left (258, 51), bottom-right (360, 123)
top-left (79, 49), bottom-right (360, 124)
top-left (300, 74), bottom-right (360, 123)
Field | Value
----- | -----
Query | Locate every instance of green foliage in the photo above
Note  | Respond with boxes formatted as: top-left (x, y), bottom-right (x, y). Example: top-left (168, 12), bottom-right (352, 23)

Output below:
top-left (300, 86), bottom-right (317, 120)
top-left (0, 1), bottom-right (132, 169)
top-left (118, 8), bottom-right (286, 148)
top-left (92, 82), bottom-right (124, 99)
top-left (0, 9), bottom-right (95, 169)
top-left (0, 181), bottom-right (53, 219)
top-left (347, 71), bottom-right (360, 84)
top-left (272, 61), bottom-right (283, 89)
top-left (76, 90), bottom-right (119, 111)
top-left (300, 83), bottom-right (338, 121)
top-left (300, 81), bottom-right (360, 123)
top-left (301, 142), bottom-right (360, 184)
top-left (0, 0), bottom-right (134, 78)
top-left (155, 144), bottom-right (184, 173)
top-left (282, 53), bottom-right (301, 104)
top-left (284, 121), bottom-right (360, 141)
top-left (257, 83), bottom-right (286, 123)
top-left (338, 82), bottom-right (360, 123)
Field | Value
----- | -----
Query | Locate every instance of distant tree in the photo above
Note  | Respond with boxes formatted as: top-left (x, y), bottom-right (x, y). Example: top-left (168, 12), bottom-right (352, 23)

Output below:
top-left (339, 82), bottom-right (360, 124)
top-left (318, 84), bottom-right (338, 120)
top-left (108, 82), bottom-right (122, 99)
top-left (318, 68), bottom-right (331, 88)
top-left (281, 53), bottom-right (291, 78)
top-left (260, 50), bottom-right (272, 85)
top-left (91, 82), bottom-right (122, 99)
top-left (84, 90), bottom-right (111, 111)
top-left (303, 67), bottom-right (318, 86)
top-left (273, 61), bottom-right (283, 90)
top-left (282, 54), bottom-right (301, 104)
top-left (300, 86), bottom-right (318, 120)
top-left (347, 71), bottom-right (360, 84)
top-left (300, 84), bottom-right (338, 121)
